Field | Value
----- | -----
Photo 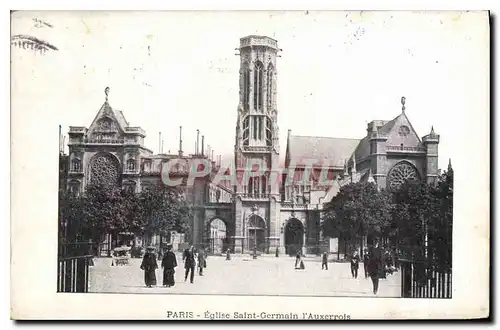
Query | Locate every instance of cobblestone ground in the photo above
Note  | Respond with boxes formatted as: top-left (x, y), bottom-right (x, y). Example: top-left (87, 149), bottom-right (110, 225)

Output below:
top-left (89, 254), bottom-right (401, 297)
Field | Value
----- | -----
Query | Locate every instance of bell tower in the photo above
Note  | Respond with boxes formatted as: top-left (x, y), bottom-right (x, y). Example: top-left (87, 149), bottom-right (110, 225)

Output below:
top-left (233, 35), bottom-right (281, 253)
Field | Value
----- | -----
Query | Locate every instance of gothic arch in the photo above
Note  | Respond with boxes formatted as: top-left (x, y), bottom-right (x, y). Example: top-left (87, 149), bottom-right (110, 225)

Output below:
top-left (266, 63), bottom-right (274, 109)
top-left (284, 217), bottom-right (304, 256)
top-left (253, 61), bottom-right (264, 111)
top-left (242, 62), bottom-right (250, 110)
top-left (387, 161), bottom-right (421, 190)
top-left (88, 152), bottom-right (121, 187)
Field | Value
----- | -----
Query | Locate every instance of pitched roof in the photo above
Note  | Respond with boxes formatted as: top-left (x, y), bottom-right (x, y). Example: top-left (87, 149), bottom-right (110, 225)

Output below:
top-left (288, 135), bottom-right (360, 168)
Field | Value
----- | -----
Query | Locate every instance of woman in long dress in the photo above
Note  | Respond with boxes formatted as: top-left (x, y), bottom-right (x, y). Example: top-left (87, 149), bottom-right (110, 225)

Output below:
top-left (140, 246), bottom-right (158, 288)
top-left (161, 245), bottom-right (177, 287)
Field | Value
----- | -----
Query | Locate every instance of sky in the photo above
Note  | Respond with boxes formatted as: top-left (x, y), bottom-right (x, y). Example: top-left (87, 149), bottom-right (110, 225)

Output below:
top-left (11, 11), bottom-right (489, 171)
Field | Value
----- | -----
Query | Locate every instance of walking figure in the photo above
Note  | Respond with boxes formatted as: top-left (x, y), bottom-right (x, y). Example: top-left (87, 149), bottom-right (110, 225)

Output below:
top-left (367, 241), bottom-right (383, 294)
top-left (321, 252), bottom-right (328, 270)
top-left (295, 250), bottom-right (305, 270)
top-left (363, 249), bottom-right (370, 278)
top-left (252, 246), bottom-right (257, 259)
top-left (161, 244), bottom-right (177, 287)
top-left (226, 248), bottom-right (231, 261)
top-left (350, 251), bottom-right (360, 279)
top-left (198, 248), bottom-right (207, 276)
top-left (275, 246), bottom-right (279, 258)
top-left (183, 245), bottom-right (196, 284)
top-left (140, 246), bottom-right (158, 288)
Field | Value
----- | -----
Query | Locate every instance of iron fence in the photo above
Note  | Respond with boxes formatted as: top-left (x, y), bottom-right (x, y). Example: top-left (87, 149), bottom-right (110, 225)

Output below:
top-left (57, 255), bottom-right (93, 293)
top-left (400, 259), bottom-right (452, 298)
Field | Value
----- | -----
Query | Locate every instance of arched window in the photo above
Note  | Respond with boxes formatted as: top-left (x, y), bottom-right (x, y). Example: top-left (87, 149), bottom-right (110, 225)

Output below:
top-left (243, 117), bottom-right (250, 145)
top-left (127, 159), bottom-right (135, 171)
top-left (71, 158), bottom-right (81, 172)
top-left (267, 63), bottom-right (274, 109)
top-left (243, 63), bottom-right (250, 111)
top-left (265, 117), bottom-right (272, 146)
top-left (253, 61), bottom-right (264, 111)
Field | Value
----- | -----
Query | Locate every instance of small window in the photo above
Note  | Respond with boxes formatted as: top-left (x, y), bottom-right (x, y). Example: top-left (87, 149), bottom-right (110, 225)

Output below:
top-left (127, 159), bottom-right (135, 171)
top-left (71, 159), bottom-right (81, 172)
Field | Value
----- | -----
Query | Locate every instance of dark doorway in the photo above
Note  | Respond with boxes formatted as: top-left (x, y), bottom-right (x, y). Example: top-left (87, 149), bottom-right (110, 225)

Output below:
top-left (247, 215), bottom-right (266, 252)
top-left (285, 218), bottom-right (304, 256)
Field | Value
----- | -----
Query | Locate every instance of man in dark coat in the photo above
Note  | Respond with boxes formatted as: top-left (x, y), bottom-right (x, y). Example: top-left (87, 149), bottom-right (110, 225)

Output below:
top-left (321, 252), bottom-right (328, 270)
top-left (140, 246), bottom-right (158, 288)
top-left (350, 251), bottom-right (360, 279)
top-left (161, 244), bottom-right (177, 287)
top-left (183, 245), bottom-right (196, 283)
top-left (367, 242), bottom-right (383, 294)
top-left (363, 250), bottom-right (370, 279)
top-left (198, 249), bottom-right (207, 276)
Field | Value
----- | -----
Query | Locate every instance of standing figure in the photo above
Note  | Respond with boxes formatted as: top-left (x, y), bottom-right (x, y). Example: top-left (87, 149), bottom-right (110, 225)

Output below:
top-left (252, 246), bottom-right (257, 259)
top-left (275, 246), bottom-right (279, 258)
top-left (321, 252), bottom-right (328, 270)
top-left (363, 250), bottom-right (370, 278)
top-left (226, 248), bottom-right (231, 261)
top-left (198, 249), bottom-right (206, 276)
top-left (161, 244), bottom-right (177, 287)
top-left (140, 246), bottom-right (158, 288)
top-left (183, 245), bottom-right (196, 283)
top-left (367, 241), bottom-right (383, 295)
top-left (350, 251), bottom-right (360, 279)
top-left (295, 251), bottom-right (301, 269)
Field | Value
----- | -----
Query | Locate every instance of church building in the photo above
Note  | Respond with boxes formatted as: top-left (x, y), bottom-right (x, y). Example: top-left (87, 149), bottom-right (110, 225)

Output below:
top-left (63, 35), bottom-right (440, 256)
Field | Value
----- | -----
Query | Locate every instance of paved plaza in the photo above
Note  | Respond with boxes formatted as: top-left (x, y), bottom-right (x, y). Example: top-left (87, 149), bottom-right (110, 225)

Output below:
top-left (89, 253), bottom-right (401, 297)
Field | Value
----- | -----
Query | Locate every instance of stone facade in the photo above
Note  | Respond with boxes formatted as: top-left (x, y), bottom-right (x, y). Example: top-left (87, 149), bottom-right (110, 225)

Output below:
top-left (64, 35), bottom-right (440, 256)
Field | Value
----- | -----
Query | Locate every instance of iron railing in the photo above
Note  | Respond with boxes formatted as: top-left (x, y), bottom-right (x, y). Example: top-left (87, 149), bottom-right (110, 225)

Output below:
top-left (400, 259), bottom-right (452, 298)
top-left (57, 255), bottom-right (93, 293)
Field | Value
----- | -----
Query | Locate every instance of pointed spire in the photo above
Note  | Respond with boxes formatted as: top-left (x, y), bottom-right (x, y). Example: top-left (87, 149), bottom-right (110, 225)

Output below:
top-left (352, 154), bottom-right (357, 173)
top-left (196, 129), bottom-right (200, 155)
top-left (401, 96), bottom-right (406, 113)
top-left (105, 87), bottom-right (110, 103)
top-left (430, 126), bottom-right (435, 134)
top-left (178, 126), bottom-right (183, 157)
top-left (448, 158), bottom-right (452, 172)
top-left (344, 159), bottom-right (348, 175)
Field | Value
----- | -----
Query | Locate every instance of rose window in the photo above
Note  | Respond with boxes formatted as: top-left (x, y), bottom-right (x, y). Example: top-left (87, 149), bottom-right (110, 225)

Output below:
top-left (388, 162), bottom-right (419, 189)
top-left (90, 154), bottom-right (120, 186)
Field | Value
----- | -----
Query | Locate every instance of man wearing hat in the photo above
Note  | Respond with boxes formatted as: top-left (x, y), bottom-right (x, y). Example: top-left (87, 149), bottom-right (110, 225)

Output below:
top-left (161, 244), bottom-right (177, 287)
top-left (183, 245), bottom-right (196, 284)
top-left (140, 246), bottom-right (158, 288)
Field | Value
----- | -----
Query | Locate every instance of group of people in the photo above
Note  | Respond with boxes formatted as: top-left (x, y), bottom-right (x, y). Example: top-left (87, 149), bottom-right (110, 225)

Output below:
top-left (139, 245), bottom-right (208, 288)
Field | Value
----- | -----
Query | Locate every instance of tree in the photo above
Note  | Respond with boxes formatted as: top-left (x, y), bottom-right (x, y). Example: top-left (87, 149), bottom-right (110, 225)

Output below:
top-left (138, 184), bottom-right (192, 245)
top-left (322, 182), bottom-right (392, 253)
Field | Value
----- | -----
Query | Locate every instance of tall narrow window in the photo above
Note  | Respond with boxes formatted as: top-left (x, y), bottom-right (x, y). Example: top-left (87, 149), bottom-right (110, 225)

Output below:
top-left (267, 63), bottom-right (274, 110)
top-left (265, 117), bottom-right (272, 146)
top-left (253, 61), bottom-right (264, 111)
top-left (243, 64), bottom-right (250, 111)
top-left (253, 117), bottom-right (257, 139)
top-left (243, 117), bottom-right (250, 145)
top-left (261, 176), bottom-right (267, 194)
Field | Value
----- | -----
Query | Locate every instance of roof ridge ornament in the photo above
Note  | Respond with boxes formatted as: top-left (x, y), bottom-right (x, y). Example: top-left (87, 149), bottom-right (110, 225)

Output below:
top-left (105, 87), bottom-right (110, 103)
top-left (401, 96), bottom-right (406, 113)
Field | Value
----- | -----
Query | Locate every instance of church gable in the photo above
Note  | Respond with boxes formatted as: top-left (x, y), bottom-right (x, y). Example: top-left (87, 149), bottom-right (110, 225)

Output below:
top-left (87, 102), bottom-right (126, 142)
top-left (383, 113), bottom-right (422, 148)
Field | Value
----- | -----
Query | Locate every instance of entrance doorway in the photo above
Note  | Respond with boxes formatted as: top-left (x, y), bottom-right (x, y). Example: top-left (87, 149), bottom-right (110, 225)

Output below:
top-left (247, 215), bottom-right (266, 252)
top-left (285, 218), bottom-right (304, 256)
top-left (209, 218), bottom-right (227, 254)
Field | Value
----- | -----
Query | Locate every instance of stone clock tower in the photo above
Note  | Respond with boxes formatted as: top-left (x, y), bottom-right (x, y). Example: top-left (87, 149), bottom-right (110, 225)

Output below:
top-left (233, 35), bottom-right (281, 253)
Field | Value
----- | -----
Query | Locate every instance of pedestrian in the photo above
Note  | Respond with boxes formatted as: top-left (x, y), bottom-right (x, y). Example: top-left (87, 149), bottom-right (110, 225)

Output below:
top-left (321, 252), bottom-right (328, 270)
top-left (183, 245), bottom-right (196, 283)
top-left (140, 246), bottom-right (158, 288)
top-left (350, 251), bottom-right (360, 279)
top-left (363, 249), bottom-right (370, 279)
top-left (161, 244), bottom-right (177, 287)
top-left (198, 248), bottom-right (207, 276)
top-left (226, 248), bottom-right (231, 261)
top-left (275, 246), bottom-right (279, 258)
top-left (252, 245), bottom-right (257, 259)
top-left (367, 241), bottom-right (383, 294)
top-left (295, 250), bottom-right (301, 269)
top-left (295, 250), bottom-right (305, 270)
